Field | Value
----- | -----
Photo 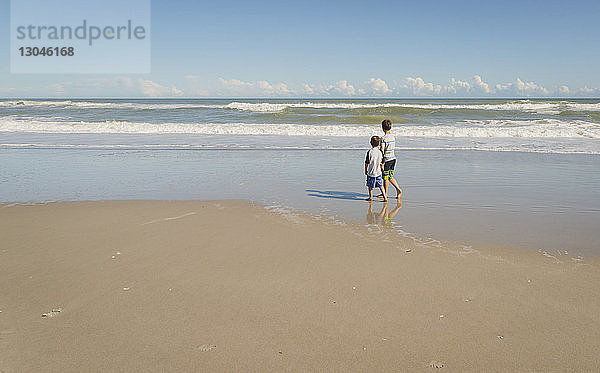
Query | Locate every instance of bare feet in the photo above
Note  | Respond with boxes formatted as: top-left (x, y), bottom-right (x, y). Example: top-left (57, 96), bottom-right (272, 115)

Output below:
top-left (365, 198), bottom-right (373, 201)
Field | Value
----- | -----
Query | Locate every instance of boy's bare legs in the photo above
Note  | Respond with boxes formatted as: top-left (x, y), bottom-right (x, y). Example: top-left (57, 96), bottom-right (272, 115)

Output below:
top-left (379, 186), bottom-right (388, 202)
top-left (384, 177), bottom-right (402, 199)
top-left (365, 187), bottom-right (374, 201)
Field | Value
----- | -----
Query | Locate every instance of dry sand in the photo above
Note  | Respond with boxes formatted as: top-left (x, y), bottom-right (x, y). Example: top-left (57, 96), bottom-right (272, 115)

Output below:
top-left (0, 200), bottom-right (598, 372)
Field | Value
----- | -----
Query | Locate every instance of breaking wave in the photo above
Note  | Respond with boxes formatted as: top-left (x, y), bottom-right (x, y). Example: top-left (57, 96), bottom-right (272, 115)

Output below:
top-left (2, 100), bottom-right (600, 114)
top-left (1, 117), bottom-right (598, 138)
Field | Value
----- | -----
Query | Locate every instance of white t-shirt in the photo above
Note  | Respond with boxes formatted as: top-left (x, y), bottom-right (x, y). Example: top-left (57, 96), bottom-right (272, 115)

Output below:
top-left (381, 133), bottom-right (396, 162)
top-left (365, 147), bottom-right (383, 177)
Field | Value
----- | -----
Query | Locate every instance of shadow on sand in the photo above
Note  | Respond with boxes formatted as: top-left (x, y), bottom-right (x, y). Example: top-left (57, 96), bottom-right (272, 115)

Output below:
top-left (306, 189), bottom-right (370, 201)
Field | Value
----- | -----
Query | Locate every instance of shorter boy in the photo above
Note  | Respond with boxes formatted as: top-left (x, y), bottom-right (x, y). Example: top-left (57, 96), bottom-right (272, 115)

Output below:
top-left (365, 136), bottom-right (387, 202)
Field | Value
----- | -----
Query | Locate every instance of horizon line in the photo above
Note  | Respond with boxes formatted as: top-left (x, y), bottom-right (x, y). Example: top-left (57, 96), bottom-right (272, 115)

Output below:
top-left (1, 96), bottom-right (599, 100)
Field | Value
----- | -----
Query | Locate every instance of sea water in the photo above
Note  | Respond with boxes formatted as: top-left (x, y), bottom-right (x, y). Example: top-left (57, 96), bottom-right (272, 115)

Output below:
top-left (1, 98), bottom-right (599, 254)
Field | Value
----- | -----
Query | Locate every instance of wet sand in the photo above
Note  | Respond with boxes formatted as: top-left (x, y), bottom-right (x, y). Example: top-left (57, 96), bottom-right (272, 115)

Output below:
top-left (0, 200), bottom-right (599, 371)
top-left (3, 149), bottom-right (599, 255)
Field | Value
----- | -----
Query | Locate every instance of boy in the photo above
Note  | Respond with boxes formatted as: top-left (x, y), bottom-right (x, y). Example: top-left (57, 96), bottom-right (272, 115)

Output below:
top-left (365, 136), bottom-right (387, 202)
top-left (380, 119), bottom-right (402, 199)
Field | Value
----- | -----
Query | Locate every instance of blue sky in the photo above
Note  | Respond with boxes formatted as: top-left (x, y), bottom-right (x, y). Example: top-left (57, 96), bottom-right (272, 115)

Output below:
top-left (1, 0), bottom-right (599, 97)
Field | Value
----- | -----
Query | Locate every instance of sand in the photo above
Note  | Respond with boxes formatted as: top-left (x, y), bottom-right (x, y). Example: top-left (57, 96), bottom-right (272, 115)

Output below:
top-left (0, 200), bottom-right (598, 372)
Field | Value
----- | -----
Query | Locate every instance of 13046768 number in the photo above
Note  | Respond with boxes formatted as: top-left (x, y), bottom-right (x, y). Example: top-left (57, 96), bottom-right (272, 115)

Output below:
top-left (18, 47), bottom-right (75, 57)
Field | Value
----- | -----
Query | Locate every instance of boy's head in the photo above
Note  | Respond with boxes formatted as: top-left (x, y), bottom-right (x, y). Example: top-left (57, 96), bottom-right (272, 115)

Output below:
top-left (370, 136), bottom-right (380, 148)
top-left (381, 119), bottom-right (392, 132)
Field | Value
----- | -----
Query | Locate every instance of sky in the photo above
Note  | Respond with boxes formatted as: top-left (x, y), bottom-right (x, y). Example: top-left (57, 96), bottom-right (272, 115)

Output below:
top-left (1, 0), bottom-right (599, 98)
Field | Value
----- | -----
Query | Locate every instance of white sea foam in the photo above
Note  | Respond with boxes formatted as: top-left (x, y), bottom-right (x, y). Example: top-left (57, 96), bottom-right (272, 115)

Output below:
top-left (2, 100), bottom-right (600, 113)
top-left (1, 117), bottom-right (598, 139)
top-left (0, 100), bottom-right (220, 110)
top-left (224, 101), bottom-right (600, 113)
top-left (2, 142), bottom-right (598, 154)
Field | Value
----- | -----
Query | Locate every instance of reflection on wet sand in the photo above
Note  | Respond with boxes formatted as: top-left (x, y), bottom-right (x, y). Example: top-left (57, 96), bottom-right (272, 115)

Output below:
top-left (366, 199), bottom-right (402, 226)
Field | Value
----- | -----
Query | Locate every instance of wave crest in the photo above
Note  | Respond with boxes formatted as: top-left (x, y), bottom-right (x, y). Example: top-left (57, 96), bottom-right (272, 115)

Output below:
top-left (1, 118), bottom-right (597, 138)
top-left (2, 100), bottom-right (600, 114)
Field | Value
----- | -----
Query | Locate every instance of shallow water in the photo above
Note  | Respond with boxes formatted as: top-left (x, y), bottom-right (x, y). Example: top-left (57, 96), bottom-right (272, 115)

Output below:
top-left (2, 148), bottom-right (598, 255)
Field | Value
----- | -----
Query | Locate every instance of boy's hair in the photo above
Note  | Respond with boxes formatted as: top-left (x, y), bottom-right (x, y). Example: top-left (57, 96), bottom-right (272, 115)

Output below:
top-left (370, 136), bottom-right (380, 147)
top-left (381, 119), bottom-right (392, 132)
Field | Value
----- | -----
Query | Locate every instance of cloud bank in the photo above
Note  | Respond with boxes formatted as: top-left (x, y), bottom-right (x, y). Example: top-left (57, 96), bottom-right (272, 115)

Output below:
top-left (1, 75), bottom-right (599, 98)
top-left (188, 76), bottom-right (600, 98)
top-left (0, 77), bottom-right (182, 98)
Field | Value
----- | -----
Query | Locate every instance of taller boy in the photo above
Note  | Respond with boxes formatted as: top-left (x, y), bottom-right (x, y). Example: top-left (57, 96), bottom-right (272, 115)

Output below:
top-left (380, 119), bottom-right (402, 199)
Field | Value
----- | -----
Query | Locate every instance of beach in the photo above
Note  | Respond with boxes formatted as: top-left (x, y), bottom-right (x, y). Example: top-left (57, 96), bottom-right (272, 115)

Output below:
top-left (2, 98), bottom-right (600, 254)
top-left (1, 98), bottom-right (599, 371)
top-left (1, 200), bottom-right (599, 371)
top-left (3, 0), bottom-right (600, 368)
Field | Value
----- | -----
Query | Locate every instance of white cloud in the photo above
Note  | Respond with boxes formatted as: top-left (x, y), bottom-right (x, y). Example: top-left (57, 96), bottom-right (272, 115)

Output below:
top-left (300, 83), bottom-right (315, 95)
top-left (326, 80), bottom-right (357, 96)
top-left (574, 86), bottom-right (600, 96)
top-left (297, 80), bottom-right (360, 96)
top-left (1, 74), bottom-right (598, 98)
top-left (366, 78), bottom-right (392, 95)
top-left (138, 79), bottom-right (183, 97)
top-left (0, 77), bottom-right (183, 97)
top-left (205, 76), bottom-right (596, 98)
top-left (215, 78), bottom-right (291, 97)
top-left (495, 78), bottom-right (549, 96)
top-left (74, 77), bottom-right (183, 97)
top-left (445, 78), bottom-right (471, 95)
top-left (557, 85), bottom-right (570, 96)
top-left (472, 75), bottom-right (491, 94)
top-left (401, 77), bottom-right (443, 96)
top-left (399, 75), bottom-right (493, 96)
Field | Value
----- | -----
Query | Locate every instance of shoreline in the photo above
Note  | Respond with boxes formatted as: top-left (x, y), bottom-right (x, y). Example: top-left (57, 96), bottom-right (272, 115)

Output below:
top-left (1, 195), bottom-right (598, 259)
top-left (1, 200), bottom-right (598, 371)
top-left (2, 148), bottom-right (598, 256)
top-left (2, 194), bottom-right (598, 259)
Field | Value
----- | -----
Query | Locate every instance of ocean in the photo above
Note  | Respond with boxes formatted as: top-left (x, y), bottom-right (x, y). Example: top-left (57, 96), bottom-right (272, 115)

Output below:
top-left (1, 98), bottom-right (599, 255)
top-left (1, 98), bottom-right (599, 152)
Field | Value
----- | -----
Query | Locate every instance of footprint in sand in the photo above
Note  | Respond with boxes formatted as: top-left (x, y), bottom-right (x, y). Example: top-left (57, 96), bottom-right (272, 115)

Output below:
top-left (429, 360), bottom-right (445, 369)
top-left (41, 308), bottom-right (62, 318)
top-left (198, 344), bottom-right (216, 352)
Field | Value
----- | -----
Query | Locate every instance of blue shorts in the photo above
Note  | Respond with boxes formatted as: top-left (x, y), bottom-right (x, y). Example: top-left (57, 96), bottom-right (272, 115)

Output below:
top-left (366, 175), bottom-right (383, 189)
